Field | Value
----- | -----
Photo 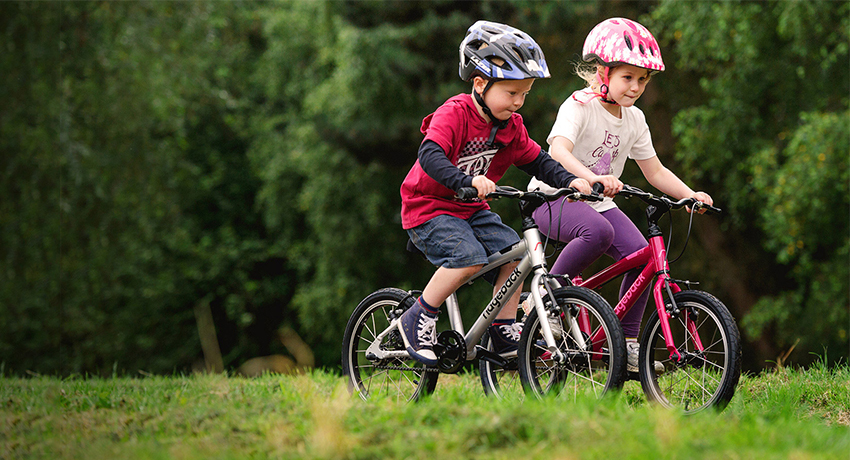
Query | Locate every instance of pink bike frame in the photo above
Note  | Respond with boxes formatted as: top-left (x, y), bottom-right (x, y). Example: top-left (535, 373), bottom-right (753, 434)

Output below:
top-left (574, 235), bottom-right (704, 362)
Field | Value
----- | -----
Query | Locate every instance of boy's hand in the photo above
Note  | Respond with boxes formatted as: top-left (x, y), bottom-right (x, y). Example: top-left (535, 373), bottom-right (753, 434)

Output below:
top-left (591, 175), bottom-right (623, 197)
top-left (471, 175), bottom-right (496, 201)
top-left (568, 178), bottom-right (592, 195)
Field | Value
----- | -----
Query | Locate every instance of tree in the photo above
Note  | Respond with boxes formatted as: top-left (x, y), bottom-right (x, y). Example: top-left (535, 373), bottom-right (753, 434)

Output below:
top-left (651, 0), bottom-right (849, 365)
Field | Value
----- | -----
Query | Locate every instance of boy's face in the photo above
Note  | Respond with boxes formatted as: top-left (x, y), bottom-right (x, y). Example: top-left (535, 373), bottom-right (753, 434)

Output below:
top-left (473, 77), bottom-right (535, 121)
top-left (603, 64), bottom-right (651, 107)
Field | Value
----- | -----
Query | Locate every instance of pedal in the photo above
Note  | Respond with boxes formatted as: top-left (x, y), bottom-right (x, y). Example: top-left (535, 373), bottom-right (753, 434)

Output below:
top-left (474, 345), bottom-right (508, 368)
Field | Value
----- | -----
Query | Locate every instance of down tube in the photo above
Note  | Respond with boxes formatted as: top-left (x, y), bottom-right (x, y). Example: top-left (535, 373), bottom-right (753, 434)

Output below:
top-left (588, 261), bottom-right (656, 352)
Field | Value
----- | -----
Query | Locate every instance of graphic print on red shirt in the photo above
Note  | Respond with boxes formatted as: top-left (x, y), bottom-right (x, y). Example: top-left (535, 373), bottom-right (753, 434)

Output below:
top-left (400, 94), bottom-right (540, 229)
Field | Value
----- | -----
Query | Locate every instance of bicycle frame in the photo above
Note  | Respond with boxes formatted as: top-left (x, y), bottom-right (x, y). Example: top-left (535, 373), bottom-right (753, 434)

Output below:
top-left (364, 189), bottom-right (594, 367)
top-left (446, 225), bottom-right (581, 360)
top-left (573, 204), bottom-right (708, 363)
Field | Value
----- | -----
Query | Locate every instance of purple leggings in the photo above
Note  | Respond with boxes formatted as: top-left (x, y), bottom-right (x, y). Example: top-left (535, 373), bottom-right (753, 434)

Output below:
top-left (533, 197), bottom-right (649, 338)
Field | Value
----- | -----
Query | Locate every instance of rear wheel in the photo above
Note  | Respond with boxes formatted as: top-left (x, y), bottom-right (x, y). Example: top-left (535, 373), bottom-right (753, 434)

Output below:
top-left (517, 287), bottom-right (626, 400)
top-left (479, 329), bottom-right (522, 399)
top-left (639, 290), bottom-right (741, 413)
top-left (342, 288), bottom-right (438, 402)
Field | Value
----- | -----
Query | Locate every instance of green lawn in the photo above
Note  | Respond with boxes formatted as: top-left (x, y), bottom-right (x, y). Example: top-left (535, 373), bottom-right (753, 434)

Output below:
top-left (3, 363), bottom-right (848, 459)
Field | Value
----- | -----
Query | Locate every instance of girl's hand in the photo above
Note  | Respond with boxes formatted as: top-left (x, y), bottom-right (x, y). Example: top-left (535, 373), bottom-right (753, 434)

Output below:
top-left (471, 175), bottom-right (496, 201)
top-left (689, 191), bottom-right (713, 214)
top-left (591, 175), bottom-right (623, 197)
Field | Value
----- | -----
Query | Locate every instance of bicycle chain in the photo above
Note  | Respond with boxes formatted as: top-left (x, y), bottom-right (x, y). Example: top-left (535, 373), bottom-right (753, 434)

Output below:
top-left (373, 364), bottom-right (575, 373)
top-left (373, 364), bottom-right (441, 373)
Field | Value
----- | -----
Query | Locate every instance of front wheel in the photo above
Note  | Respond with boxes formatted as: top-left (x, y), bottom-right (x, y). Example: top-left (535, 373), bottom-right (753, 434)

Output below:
top-left (342, 288), bottom-right (438, 402)
top-left (517, 287), bottom-right (626, 400)
top-left (639, 290), bottom-right (741, 413)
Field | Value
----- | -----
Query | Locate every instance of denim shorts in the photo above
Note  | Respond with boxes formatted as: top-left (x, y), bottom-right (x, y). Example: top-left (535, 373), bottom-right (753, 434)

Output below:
top-left (407, 210), bottom-right (520, 269)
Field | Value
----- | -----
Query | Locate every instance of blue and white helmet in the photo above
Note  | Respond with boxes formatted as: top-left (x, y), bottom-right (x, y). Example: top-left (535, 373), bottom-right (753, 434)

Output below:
top-left (459, 21), bottom-right (551, 82)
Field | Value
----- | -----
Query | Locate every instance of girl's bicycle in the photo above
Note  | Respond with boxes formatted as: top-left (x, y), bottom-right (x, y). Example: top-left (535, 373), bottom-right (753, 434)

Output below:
top-left (565, 184), bottom-right (742, 413)
top-left (342, 186), bottom-right (627, 402)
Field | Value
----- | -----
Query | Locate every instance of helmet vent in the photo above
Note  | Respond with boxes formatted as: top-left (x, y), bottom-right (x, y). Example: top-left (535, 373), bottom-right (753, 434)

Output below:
top-left (639, 43), bottom-right (646, 55)
top-left (623, 33), bottom-right (634, 51)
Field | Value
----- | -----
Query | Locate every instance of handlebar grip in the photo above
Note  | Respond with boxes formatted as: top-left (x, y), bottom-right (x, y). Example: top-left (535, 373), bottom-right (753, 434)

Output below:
top-left (700, 203), bottom-right (723, 214)
top-left (456, 187), bottom-right (479, 201)
top-left (591, 182), bottom-right (605, 195)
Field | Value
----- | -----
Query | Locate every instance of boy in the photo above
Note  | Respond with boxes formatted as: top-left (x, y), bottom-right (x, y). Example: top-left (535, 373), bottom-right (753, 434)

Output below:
top-left (398, 21), bottom-right (591, 365)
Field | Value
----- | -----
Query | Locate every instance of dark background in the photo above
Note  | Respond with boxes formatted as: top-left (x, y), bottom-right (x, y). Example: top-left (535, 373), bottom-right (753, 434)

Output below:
top-left (1, 0), bottom-right (847, 376)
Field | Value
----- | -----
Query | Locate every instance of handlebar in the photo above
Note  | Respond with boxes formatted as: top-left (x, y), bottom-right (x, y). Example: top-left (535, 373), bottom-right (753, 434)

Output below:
top-left (456, 185), bottom-right (603, 203)
top-left (619, 184), bottom-right (722, 214)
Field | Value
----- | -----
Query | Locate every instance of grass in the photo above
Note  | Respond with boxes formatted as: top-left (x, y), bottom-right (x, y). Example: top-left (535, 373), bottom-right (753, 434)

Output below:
top-left (2, 362), bottom-right (848, 460)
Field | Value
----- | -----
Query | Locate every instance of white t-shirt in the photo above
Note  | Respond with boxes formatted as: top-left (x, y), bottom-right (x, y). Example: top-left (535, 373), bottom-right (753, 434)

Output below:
top-left (528, 88), bottom-right (657, 212)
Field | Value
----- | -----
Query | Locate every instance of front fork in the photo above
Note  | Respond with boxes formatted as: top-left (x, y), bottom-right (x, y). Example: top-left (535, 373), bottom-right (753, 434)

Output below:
top-left (522, 226), bottom-right (586, 362)
top-left (529, 273), bottom-right (587, 363)
top-left (648, 237), bottom-right (705, 362)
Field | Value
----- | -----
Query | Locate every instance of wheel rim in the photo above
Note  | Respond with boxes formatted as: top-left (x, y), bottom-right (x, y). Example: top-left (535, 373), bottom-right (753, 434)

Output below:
top-left (346, 299), bottom-right (432, 402)
top-left (644, 301), bottom-right (729, 412)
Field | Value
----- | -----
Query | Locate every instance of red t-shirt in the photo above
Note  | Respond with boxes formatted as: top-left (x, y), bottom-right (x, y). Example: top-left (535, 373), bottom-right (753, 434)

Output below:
top-left (400, 94), bottom-right (541, 229)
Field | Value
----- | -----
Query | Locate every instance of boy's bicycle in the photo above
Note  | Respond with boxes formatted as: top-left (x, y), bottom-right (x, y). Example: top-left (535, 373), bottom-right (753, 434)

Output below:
top-left (342, 186), bottom-right (627, 401)
top-left (564, 184), bottom-right (742, 413)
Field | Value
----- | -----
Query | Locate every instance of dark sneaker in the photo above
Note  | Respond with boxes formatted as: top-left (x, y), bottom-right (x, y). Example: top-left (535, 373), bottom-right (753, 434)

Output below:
top-left (397, 301), bottom-right (438, 366)
top-left (488, 320), bottom-right (522, 356)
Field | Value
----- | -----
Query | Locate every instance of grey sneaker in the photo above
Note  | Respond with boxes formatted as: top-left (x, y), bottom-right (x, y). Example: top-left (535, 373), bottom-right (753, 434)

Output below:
top-left (398, 303), bottom-right (438, 366)
top-left (548, 312), bottom-right (564, 340)
top-left (626, 341), bottom-right (664, 374)
top-left (520, 296), bottom-right (563, 340)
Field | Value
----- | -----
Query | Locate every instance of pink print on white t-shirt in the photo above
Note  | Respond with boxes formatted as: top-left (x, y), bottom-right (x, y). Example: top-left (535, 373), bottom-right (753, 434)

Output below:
top-left (589, 130), bottom-right (620, 175)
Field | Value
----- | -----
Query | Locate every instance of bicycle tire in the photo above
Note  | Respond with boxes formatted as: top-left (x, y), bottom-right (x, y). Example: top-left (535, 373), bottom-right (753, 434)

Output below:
top-left (639, 290), bottom-right (741, 413)
top-left (341, 288), bottom-right (438, 402)
top-left (517, 286), bottom-right (627, 400)
top-left (478, 329), bottom-right (523, 399)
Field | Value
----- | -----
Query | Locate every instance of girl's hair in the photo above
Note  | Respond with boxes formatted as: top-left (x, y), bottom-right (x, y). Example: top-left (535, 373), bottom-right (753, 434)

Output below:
top-left (574, 60), bottom-right (600, 89)
top-left (573, 60), bottom-right (654, 89)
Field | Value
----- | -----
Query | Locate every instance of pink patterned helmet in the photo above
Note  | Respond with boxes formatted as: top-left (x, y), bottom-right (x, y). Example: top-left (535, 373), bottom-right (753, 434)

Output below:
top-left (582, 17), bottom-right (665, 72)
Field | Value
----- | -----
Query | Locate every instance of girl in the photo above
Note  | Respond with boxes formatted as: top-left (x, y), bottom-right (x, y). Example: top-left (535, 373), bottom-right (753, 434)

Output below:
top-left (527, 17), bottom-right (713, 373)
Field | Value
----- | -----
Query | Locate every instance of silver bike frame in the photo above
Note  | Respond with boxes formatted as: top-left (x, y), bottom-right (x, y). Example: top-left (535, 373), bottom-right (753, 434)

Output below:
top-left (365, 224), bottom-right (587, 363)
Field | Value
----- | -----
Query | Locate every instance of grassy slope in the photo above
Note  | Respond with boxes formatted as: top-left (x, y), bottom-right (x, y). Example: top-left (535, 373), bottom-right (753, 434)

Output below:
top-left (2, 364), bottom-right (848, 460)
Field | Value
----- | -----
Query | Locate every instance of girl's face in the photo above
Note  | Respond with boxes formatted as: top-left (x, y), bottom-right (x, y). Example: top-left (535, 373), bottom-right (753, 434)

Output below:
top-left (602, 64), bottom-right (651, 108)
top-left (474, 77), bottom-right (535, 121)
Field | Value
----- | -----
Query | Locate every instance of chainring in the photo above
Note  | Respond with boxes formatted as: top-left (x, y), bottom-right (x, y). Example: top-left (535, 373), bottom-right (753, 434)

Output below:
top-left (433, 330), bottom-right (467, 374)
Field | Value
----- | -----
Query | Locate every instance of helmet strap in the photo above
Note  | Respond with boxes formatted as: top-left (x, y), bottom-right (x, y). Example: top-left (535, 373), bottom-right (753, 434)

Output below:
top-left (597, 66), bottom-right (618, 105)
top-left (474, 79), bottom-right (508, 146)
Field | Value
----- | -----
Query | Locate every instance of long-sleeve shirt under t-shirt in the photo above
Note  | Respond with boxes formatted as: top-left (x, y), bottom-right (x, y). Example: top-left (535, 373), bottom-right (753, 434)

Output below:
top-left (400, 93), bottom-right (578, 229)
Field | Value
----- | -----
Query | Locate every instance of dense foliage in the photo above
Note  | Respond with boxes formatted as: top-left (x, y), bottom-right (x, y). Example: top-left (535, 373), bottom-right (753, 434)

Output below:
top-left (0, 0), bottom-right (846, 376)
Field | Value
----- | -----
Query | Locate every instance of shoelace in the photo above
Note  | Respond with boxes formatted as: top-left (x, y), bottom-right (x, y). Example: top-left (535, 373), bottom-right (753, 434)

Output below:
top-left (498, 323), bottom-right (522, 342)
top-left (417, 316), bottom-right (437, 346)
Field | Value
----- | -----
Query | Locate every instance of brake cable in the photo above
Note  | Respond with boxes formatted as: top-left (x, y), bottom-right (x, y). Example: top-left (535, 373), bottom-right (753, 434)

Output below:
top-left (666, 200), bottom-right (696, 265)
